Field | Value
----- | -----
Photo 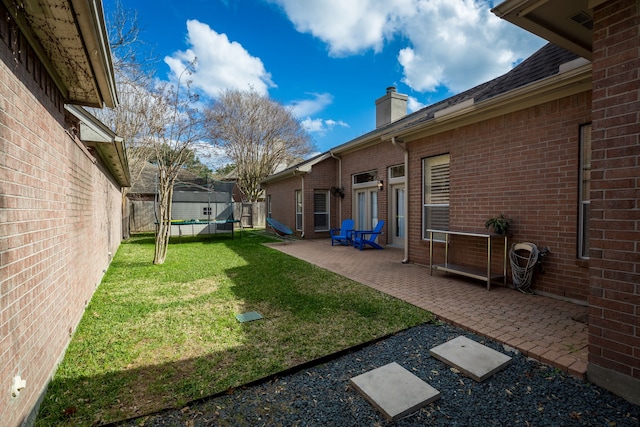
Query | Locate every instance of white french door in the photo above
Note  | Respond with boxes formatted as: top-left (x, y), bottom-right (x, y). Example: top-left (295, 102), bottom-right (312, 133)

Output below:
top-left (391, 184), bottom-right (405, 246)
top-left (355, 188), bottom-right (378, 231)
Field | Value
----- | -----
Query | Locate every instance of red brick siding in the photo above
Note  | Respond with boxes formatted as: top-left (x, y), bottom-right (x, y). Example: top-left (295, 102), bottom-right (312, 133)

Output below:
top-left (302, 158), bottom-right (339, 239)
top-left (589, 0), bottom-right (640, 380)
top-left (408, 92), bottom-right (592, 301)
top-left (340, 143), bottom-right (405, 245)
top-left (0, 13), bottom-right (123, 426)
top-left (264, 142), bottom-right (406, 243)
top-left (263, 157), bottom-right (339, 238)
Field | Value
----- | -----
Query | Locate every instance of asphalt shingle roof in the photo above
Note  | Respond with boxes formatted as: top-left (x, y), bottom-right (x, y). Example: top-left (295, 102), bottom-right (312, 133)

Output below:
top-left (396, 43), bottom-right (580, 129)
top-left (264, 43), bottom-right (582, 181)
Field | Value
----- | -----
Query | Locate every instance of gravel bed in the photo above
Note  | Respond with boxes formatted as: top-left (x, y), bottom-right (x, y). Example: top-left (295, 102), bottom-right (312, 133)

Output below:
top-left (116, 322), bottom-right (639, 426)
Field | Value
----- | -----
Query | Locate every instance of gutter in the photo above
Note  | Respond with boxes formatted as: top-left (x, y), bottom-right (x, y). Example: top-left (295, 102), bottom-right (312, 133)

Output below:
top-left (70, 0), bottom-right (119, 107)
top-left (382, 62), bottom-right (591, 143)
top-left (391, 137), bottom-right (409, 264)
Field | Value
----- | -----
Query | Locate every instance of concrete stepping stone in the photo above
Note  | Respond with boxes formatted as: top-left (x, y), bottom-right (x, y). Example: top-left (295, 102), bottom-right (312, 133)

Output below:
top-left (350, 362), bottom-right (441, 421)
top-left (234, 311), bottom-right (263, 322)
top-left (430, 336), bottom-right (512, 382)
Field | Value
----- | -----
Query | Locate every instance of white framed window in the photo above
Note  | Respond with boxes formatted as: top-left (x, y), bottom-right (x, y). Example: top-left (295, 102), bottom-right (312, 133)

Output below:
top-left (295, 190), bottom-right (303, 231)
top-left (390, 164), bottom-right (405, 179)
top-left (314, 190), bottom-right (330, 231)
top-left (423, 154), bottom-right (450, 240)
top-left (353, 171), bottom-right (377, 185)
top-left (266, 195), bottom-right (272, 218)
top-left (578, 124), bottom-right (591, 259)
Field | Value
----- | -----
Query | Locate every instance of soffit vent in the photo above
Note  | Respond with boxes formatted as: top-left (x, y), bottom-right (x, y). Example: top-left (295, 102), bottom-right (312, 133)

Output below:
top-left (570, 11), bottom-right (593, 30)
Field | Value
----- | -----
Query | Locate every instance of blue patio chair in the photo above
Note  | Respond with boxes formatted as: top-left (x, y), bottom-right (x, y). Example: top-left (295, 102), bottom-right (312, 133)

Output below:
top-left (353, 220), bottom-right (385, 250)
top-left (330, 218), bottom-right (354, 246)
top-left (266, 217), bottom-right (293, 243)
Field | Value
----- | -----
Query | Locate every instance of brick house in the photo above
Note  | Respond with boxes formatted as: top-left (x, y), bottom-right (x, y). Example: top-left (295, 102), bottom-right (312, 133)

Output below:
top-left (493, 0), bottom-right (639, 405)
top-left (0, 1), bottom-right (127, 425)
top-left (262, 89), bottom-right (408, 242)
top-left (263, 0), bottom-right (639, 405)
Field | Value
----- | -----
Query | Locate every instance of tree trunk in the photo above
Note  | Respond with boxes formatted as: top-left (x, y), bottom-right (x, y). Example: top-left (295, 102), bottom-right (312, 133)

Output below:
top-left (154, 182), bottom-right (173, 264)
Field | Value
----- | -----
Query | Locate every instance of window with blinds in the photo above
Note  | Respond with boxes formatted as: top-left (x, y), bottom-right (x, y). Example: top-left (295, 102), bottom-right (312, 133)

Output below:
top-left (313, 190), bottom-right (330, 231)
top-left (423, 154), bottom-right (450, 239)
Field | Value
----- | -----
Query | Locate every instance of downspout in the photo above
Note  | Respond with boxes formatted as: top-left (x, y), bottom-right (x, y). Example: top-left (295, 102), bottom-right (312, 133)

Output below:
top-left (330, 151), bottom-right (342, 224)
top-left (293, 170), bottom-right (305, 238)
top-left (391, 136), bottom-right (409, 264)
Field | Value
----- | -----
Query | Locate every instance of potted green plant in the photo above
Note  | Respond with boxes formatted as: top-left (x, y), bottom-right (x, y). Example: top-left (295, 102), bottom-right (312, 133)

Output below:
top-left (485, 214), bottom-right (512, 235)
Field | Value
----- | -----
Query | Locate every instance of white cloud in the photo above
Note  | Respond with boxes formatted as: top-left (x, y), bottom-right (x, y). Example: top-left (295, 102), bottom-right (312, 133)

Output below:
top-left (271, 0), bottom-right (544, 94)
top-left (289, 93), bottom-right (349, 136)
top-left (407, 96), bottom-right (425, 112)
top-left (269, 0), bottom-right (413, 56)
top-left (288, 93), bottom-right (334, 117)
top-left (325, 119), bottom-right (349, 128)
top-left (398, 0), bottom-right (543, 93)
top-left (165, 20), bottom-right (276, 98)
top-left (192, 141), bottom-right (231, 171)
top-left (300, 117), bottom-right (325, 133)
top-left (300, 117), bottom-right (349, 135)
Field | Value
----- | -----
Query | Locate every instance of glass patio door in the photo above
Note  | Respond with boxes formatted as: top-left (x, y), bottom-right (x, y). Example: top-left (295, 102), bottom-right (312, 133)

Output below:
top-left (391, 184), bottom-right (405, 246)
top-left (355, 188), bottom-right (378, 231)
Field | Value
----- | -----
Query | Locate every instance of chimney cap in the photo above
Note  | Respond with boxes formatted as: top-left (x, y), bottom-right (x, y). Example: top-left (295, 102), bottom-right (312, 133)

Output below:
top-left (386, 86), bottom-right (397, 93)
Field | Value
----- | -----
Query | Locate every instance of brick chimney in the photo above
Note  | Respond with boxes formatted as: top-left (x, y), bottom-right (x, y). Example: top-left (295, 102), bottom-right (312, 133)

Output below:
top-left (375, 86), bottom-right (408, 128)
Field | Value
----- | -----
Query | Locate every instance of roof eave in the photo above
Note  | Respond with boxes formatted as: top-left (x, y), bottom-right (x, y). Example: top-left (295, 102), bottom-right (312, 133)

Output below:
top-left (491, 0), bottom-right (593, 60)
top-left (66, 105), bottom-right (131, 187)
top-left (2, 0), bottom-right (118, 108)
top-left (261, 153), bottom-right (332, 185)
top-left (70, 0), bottom-right (118, 108)
top-left (384, 63), bottom-right (592, 143)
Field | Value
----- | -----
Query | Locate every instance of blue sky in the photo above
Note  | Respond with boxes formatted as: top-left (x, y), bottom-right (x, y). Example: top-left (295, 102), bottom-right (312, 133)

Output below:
top-left (102, 0), bottom-right (544, 169)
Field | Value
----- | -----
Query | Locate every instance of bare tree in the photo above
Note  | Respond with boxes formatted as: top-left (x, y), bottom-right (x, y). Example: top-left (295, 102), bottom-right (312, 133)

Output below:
top-left (90, 0), bottom-right (158, 238)
top-left (92, 3), bottom-right (205, 263)
top-left (148, 61), bottom-right (206, 264)
top-left (205, 89), bottom-right (314, 202)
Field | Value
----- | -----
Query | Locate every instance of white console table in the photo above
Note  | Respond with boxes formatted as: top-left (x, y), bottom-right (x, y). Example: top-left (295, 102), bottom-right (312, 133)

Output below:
top-left (427, 229), bottom-right (508, 290)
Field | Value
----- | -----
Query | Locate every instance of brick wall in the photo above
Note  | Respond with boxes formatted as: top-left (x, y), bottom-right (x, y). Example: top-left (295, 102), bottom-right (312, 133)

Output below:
top-left (587, 0), bottom-right (640, 402)
top-left (340, 142), bottom-right (406, 245)
top-left (0, 14), bottom-right (124, 426)
top-left (264, 140), bottom-right (406, 243)
top-left (301, 158), bottom-right (339, 239)
top-left (265, 175), bottom-right (302, 236)
top-left (263, 157), bottom-right (340, 239)
top-left (408, 92), bottom-right (592, 301)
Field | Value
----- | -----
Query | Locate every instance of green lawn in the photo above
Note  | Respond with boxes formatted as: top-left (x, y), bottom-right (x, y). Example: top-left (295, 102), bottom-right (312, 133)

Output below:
top-left (36, 232), bottom-right (432, 426)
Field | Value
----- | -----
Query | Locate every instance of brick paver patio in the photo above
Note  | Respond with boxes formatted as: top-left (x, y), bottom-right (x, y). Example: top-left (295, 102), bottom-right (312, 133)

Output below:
top-left (267, 239), bottom-right (589, 378)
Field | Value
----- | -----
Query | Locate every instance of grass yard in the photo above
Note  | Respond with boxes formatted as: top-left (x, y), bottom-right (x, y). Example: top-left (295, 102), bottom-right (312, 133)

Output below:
top-left (35, 232), bottom-right (432, 426)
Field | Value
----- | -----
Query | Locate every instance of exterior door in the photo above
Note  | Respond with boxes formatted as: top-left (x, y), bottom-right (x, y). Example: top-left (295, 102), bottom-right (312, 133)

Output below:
top-left (391, 184), bottom-right (405, 246)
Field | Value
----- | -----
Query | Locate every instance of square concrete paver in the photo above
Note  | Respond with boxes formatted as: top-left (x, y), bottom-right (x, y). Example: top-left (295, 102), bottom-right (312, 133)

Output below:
top-left (350, 362), bottom-right (441, 421)
top-left (234, 311), bottom-right (263, 323)
top-left (430, 336), bottom-right (512, 382)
